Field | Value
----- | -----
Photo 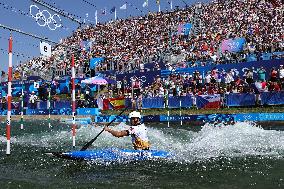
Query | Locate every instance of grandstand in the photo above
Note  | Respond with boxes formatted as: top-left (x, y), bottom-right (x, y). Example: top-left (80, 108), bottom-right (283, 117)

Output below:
top-left (0, 0), bottom-right (283, 112)
top-left (11, 0), bottom-right (282, 76)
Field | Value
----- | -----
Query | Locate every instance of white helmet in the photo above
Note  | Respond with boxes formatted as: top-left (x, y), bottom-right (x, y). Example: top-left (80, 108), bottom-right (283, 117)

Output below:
top-left (129, 111), bottom-right (141, 119)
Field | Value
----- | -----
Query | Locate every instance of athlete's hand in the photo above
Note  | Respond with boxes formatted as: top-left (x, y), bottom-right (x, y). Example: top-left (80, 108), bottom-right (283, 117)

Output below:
top-left (104, 126), bottom-right (110, 132)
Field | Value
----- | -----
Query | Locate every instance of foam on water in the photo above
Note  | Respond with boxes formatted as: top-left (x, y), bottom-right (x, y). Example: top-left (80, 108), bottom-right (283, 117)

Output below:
top-left (159, 122), bottom-right (284, 163)
top-left (3, 121), bottom-right (284, 164)
top-left (71, 122), bottom-right (284, 163)
top-left (5, 122), bottom-right (132, 149)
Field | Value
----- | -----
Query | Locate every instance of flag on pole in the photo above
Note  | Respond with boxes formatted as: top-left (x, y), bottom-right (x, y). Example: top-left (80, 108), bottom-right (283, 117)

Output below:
top-left (120, 3), bottom-right (127, 9)
top-left (143, 0), bottom-right (148, 7)
top-left (95, 10), bottom-right (98, 24)
top-left (110, 6), bottom-right (117, 20)
top-left (110, 6), bottom-right (116, 13)
top-left (109, 97), bottom-right (125, 110)
top-left (40, 41), bottom-right (51, 57)
top-left (156, 0), bottom-right (161, 12)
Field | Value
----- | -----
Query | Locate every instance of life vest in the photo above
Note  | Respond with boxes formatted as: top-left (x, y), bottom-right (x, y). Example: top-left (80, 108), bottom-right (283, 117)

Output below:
top-left (127, 123), bottom-right (150, 150)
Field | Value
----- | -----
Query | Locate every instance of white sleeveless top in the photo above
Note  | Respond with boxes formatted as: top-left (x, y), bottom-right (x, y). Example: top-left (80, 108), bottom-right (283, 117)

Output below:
top-left (128, 123), bottom-right (150, 150)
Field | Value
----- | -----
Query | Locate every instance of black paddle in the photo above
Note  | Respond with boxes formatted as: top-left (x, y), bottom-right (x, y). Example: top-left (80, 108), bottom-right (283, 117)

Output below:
top-left (80, 106), bottom-right (129, 151)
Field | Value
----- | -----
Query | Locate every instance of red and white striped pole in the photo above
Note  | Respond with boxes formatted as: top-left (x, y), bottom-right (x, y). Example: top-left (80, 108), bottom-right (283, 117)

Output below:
top-left (6, 35), bottom-right (13, 155)
top-left (71, 54), bottom-right (76, 148)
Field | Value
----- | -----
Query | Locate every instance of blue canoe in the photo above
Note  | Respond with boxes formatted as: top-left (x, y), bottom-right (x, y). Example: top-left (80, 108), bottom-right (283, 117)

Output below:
top-left (48, 148), bottom-right (171, 161)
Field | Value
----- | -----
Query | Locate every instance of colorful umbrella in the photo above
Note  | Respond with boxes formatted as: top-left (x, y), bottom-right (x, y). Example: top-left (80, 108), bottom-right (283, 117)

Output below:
top-left (81, 76), bottom-right (108, 85)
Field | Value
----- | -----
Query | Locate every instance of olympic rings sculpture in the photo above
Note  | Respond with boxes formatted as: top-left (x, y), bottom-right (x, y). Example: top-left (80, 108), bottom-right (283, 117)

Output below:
top-left (29, 4), bottom-right (62, 31)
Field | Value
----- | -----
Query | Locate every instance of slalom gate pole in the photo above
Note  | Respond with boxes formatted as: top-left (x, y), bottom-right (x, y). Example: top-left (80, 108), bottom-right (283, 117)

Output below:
top-left (48, 83), bottom-right (51, 128)
top-left (20, 71), bottom-right (24, 129)
top-left (166, 91), bottom-right (170, 127)
top-left (71, 54), bottom-right (76, 148)
top-left (180, 96), bottom-right (182, 126)
top-left (6, 34), bottom-right (13, 155)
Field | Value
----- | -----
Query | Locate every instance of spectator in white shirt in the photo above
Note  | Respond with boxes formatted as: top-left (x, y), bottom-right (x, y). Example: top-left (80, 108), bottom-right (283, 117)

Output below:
top-left (29, 91), bottom-right (38, 109)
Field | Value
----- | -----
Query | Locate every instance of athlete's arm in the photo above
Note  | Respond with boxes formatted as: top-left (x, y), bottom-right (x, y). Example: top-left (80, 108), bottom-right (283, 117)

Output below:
top-left (104, 126), bottom-right (129, 138)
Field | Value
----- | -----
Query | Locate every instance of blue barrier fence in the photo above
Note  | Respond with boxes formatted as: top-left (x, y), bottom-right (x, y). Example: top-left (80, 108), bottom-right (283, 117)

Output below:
top-left (159, 114), bottom-right (234, 122)
top-left (140, 92), bottom-right (284, 109)
top-left (94, 113), bottom-right (284, 123)
top-left (261, 91), bottom-right (284, 105)
top-left (168, 96), bottom-right (193, 108)
top-left (94, 115), bottom-right (128, 123)
top-left (226, 93), bottom-right (256, 107)
top-left (161, 59), bottom-right (284, 79)
top-left (26, 109), bottom-right (73, 115)
top-left (0, 108), bottom-right (100, 116)
top-left (142, 97), bottom-right (164, 109)
top-left (235, 113), bottom-right (284, 121)
top-left (0, 108), bottom-right (283, 123)
top-left (0, 92), bottom-right (283, 113)
top-left (60, 117), bottom-right (92, 124)
top-left (77, 108), bottom-right (101, 115)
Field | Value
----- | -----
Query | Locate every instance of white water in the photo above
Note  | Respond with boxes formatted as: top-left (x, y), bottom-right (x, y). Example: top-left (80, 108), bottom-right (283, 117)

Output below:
top-left (163, 122), bottom-right (284, 162)
top-left (2, 122), bottom-right (284, 163)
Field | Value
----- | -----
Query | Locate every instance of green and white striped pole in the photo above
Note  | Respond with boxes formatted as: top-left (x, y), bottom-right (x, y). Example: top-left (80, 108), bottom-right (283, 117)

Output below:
top-left (180, 95), bottom-right (182, 126)
top-left (20, 75), bottom-right (24, 130)
top-left (166, 89), bottom-right (170, 127)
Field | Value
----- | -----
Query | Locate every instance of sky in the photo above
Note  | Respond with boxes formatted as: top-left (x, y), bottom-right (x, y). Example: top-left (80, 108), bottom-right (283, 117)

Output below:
top-left (0, 0), bottom-right (210, 72)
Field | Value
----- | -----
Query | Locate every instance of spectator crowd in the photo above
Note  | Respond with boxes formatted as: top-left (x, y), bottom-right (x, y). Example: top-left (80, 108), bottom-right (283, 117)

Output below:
top-left (1, 0), bottom-right (280, 81)
top-left (0, 0), bottom-right (283, 109)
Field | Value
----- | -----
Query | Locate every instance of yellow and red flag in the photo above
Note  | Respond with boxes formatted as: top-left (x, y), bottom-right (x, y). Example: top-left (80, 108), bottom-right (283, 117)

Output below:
top-left (108, 97), bottom-right (125, 110)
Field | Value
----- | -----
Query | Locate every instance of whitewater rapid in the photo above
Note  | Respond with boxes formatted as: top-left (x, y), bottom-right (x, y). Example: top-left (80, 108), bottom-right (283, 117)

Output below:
top-left (2, 121), bottom-right (284, 163)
